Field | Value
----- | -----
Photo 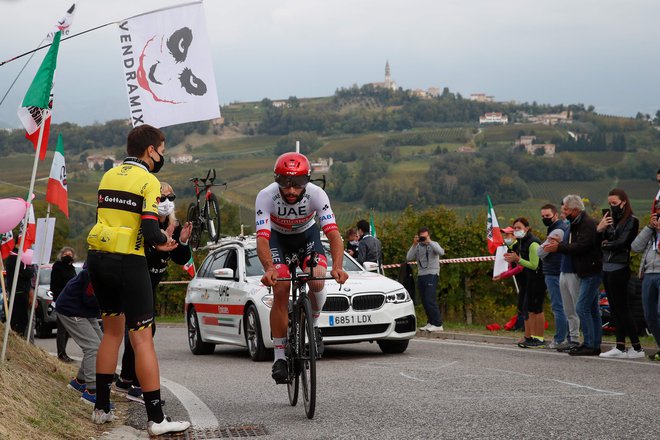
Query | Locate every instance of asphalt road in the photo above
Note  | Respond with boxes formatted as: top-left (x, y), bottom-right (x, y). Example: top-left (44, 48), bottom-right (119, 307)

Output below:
top-left (37, 327), bottom-right (660, 439)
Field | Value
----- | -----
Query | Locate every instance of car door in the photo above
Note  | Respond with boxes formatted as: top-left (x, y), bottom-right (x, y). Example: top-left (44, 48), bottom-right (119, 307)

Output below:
top-left (216, 247), bottom-right (246, 342)
top-left (195, 249), bottom-right (229, 340)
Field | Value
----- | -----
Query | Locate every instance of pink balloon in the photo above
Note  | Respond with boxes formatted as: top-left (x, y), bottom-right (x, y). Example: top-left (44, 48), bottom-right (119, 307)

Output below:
top-left (20, 249), bottom-right (33, 266)
top-left (0, 198), bottom-right (28, 234)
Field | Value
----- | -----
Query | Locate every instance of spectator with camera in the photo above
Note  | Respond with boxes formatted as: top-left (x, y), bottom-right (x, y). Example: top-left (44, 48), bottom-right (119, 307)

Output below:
top-left (407, 227), bottom-right (445, 332)
top-left (631, 198), bottom-right (660, 361)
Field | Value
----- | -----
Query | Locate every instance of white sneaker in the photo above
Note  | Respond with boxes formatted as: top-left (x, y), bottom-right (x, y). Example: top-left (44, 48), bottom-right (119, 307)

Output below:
top-left (626, 348), bottom-right (645, 359)
top-left (91, 409), bottom-right (116, 424)
top-left (418, 324), bottom-right (431, 332)
top-left (426, 324), bottom-right (444, 332)
top-left (147, 417), bottom-right (191, 436)
top-left (599, 347), bottom-right (627, 358)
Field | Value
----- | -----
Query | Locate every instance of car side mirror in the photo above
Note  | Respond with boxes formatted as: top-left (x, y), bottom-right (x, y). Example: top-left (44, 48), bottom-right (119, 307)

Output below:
top-left (363, 262), bottom-right (379, 272)
top-left (213, 268), bottom-right (235, 280)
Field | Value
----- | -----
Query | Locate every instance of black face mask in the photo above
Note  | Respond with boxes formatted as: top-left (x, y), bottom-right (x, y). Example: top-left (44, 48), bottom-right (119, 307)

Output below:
top-left (542, 217), bottom-right (554, 227)
top-left (610, 204), bottom-right (623, 219)
top-left (151, 150), bottom-right (164, 174)
top-left (61, 255), bottom-right (73, 265)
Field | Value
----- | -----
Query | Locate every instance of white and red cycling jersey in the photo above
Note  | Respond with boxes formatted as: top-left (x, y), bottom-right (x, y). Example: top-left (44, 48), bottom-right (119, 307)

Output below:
top-left (255, 182), bottom-right (339, 239)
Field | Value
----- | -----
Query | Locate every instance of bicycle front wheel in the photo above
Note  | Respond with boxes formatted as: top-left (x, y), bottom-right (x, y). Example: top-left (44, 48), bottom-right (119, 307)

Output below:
top-left (187, 203), bottom-right (201, 250)
top-left (287, 309), bottom-right (299, 406)
top-left (299, 296), bottom-right (317, 419)
top-left (204, 193), bottom-right (221, 243)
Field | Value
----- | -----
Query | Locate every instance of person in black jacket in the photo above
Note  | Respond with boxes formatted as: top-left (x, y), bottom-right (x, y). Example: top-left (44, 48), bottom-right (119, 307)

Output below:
top-left (50, 246), bottom-right (77, 362)
top-left (356, 219), bottom-right (382, 266)
top-left (5, 247), bottom-right (35, 338)
top-left (543, 195), bottom-right (603, 356)
top-left (114, 181), bottom-right (192, 402)
top-left (597, 188), bottom-right (644, 359)
top-left (55, 267), bottom-right (104, 405)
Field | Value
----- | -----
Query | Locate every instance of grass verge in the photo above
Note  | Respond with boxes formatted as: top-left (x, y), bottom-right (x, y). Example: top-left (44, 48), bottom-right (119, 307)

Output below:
top-left (0, 322), bottom-right (130, 439)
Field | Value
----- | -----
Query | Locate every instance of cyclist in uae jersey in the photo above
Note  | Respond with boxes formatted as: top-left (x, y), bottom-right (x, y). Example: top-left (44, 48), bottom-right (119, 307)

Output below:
top-left (256, 152), bottom-right (349, 384)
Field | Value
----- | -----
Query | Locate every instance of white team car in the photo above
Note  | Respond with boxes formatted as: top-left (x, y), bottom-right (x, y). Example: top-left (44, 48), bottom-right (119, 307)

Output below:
top-left (184, 235), bottom-right (416, 361)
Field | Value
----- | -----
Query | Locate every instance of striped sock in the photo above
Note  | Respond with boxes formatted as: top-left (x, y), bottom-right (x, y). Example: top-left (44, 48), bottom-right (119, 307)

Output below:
top-left (273, 337), bottom-right (287, 361)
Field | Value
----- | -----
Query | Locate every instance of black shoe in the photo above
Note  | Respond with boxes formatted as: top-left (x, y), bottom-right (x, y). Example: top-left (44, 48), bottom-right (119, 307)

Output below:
top-left (557, 341), bottom-right (580, 353)
top-left (517, 337), bottom-right (534, 348)
top-left (314, 327), bottom-right (324, 358)
top-left (568, 345), bottom-right (598, 356)
top-left (271, 359), bottom-right (288, 384)
top-left (58, 354), bottom-right (74, 363)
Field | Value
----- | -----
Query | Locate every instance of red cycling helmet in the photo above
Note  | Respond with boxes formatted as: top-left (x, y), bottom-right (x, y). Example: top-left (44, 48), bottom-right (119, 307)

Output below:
top-left (274, 152), bottom-right (311, 188)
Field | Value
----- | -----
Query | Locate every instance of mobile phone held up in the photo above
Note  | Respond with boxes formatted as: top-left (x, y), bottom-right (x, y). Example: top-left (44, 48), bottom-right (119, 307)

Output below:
top-left (602, 208), bottom-right (611, 217)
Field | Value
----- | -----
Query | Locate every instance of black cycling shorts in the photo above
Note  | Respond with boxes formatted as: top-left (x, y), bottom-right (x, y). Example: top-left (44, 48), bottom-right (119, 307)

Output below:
top-left (269, 224), bottom-right (327, 278)
top-left (525, 284), bottom-right (546, 314)
top-left (87, 250), bottom-right (154, 331)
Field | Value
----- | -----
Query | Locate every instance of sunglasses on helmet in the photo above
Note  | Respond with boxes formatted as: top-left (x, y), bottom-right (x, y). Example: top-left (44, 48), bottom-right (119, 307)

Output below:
top-left (160, 194), bottom-right (176, 201)
top-left (275, 174), bottom-right (310, 189)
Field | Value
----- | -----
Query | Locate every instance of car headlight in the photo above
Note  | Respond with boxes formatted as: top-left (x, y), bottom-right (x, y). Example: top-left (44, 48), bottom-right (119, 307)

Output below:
top-left (385, 289), bottom-right (410, 304)
top-left (261, 293), bottom-right (273, 308)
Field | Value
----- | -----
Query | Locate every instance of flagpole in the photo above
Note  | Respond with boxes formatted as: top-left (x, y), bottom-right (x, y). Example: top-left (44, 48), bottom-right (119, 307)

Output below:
top-left (0, 258), bottom-right (8, 323)
top-left (25, 204), bottom-right (50, 341)
top-left (1, 117), bottom-right (45, 362)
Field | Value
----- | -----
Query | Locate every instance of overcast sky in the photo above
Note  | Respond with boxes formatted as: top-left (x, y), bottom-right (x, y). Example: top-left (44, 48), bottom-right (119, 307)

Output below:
top-left (0, 0), bottom-right (658, 127)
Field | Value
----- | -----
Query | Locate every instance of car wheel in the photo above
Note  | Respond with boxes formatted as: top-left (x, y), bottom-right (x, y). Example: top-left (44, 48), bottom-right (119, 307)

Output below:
top-left (377, 339), bottom-right (409, 354)
top-left (244, 304), bottom-right (271, 361)
top-left (187, 307), bottom-right (215, 355)
top-left (34, 305), bottom-right (51, 339)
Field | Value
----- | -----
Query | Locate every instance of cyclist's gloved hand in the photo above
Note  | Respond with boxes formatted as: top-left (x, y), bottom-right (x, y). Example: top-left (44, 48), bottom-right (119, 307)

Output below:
top-left (331, 267), bottom-right (349, 285)
top-left (261, 268), bottom-right (279, 287)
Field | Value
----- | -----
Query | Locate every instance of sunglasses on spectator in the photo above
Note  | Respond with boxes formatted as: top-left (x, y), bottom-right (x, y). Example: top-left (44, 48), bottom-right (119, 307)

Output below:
top-left (160, 194), bottom-right (176, 201)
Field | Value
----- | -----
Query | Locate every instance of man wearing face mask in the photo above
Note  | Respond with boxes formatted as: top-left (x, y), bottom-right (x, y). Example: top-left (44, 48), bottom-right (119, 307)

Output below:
top-left (50, 246), bottom-right (78, 362)
top-left (538, 204), bottom-right (570, 350)
top-left (86, 124), bottom-right (190, 435)
top-left (543, 195), bottom-right (603, 357)
top-left (115, 182), bottom-right (192, 402)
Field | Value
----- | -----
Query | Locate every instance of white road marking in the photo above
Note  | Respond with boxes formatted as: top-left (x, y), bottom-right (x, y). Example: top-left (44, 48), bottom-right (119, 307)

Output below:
top-left (161, 377), bottom-right (218, 429)
top-left (400, 372), bottom-right (425, 381)
top-left (552, 379), bottom-right (624, 395)
top-left (412, 338), bottom-right (660, 367)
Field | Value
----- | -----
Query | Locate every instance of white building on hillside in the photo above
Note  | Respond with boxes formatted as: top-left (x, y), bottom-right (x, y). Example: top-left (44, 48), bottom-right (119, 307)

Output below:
top-left (170, 154), bottom-right (193, 164)
top-left (479, 112), bottom-right (508, 125)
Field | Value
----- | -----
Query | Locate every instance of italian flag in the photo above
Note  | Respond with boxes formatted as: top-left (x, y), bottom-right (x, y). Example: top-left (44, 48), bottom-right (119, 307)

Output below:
top-left (21, 204), bottom-right (36, 251)
top-left (486, 195), bottom-right (503, 255)
top-left (183, 253), bottom-right (196, 277)
top-left (46, 133), bottom-right (68, 217)
top-left (17, 31), bottom-right (61, 161)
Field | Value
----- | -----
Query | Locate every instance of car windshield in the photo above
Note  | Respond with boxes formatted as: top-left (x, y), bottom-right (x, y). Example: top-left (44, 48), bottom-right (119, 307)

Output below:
top-left (37, 265), bottom-right (83, 286)
top-left (244, 245), bottom-right (362, 277)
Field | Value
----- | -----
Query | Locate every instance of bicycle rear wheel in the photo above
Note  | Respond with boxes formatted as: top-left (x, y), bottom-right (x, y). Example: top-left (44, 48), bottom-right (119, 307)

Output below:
top-left (287, 309), bottom-right (299, 406)
top-left (299, 296), bottom-right (316, 419)
top-left (187, 203), bottom-right (201, 250)
top-left (204, 193), bottom-right (221, 244)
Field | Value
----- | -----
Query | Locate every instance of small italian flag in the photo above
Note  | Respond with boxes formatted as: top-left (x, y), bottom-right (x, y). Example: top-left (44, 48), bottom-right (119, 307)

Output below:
top-left (486, 195), bottom-right (503, 255)
top-left (183, 252), bottom-right (196, 278)
top-left (45, 133), bottom-right (68, 217)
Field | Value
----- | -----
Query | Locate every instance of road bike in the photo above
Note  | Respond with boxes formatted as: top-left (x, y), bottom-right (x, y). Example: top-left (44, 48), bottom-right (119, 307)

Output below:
top-left (277, 252), bottom-right (333, 419)
top-left (186, 169), bottom-right (226, 250)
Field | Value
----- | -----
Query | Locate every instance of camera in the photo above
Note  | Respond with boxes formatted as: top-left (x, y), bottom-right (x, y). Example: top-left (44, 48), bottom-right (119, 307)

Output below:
top-left (418, 236), bottom-right (426, 242)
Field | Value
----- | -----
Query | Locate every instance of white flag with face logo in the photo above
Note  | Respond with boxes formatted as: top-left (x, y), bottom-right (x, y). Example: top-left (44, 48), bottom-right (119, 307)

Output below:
top-left (117, 2), bottom-right (220, 128)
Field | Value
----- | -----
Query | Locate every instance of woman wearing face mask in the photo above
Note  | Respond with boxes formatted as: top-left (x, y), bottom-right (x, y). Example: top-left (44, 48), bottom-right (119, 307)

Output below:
top-left (504, 218), bottom-right (547, 348)
top-left (50, 246), bottom-right (77, 362)
top-left (114, 182), bottom-right (193, 402)
top-left (597, 188), bottom-right (643, 359)
top-left (493, 227), bottom-right (525, 331)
